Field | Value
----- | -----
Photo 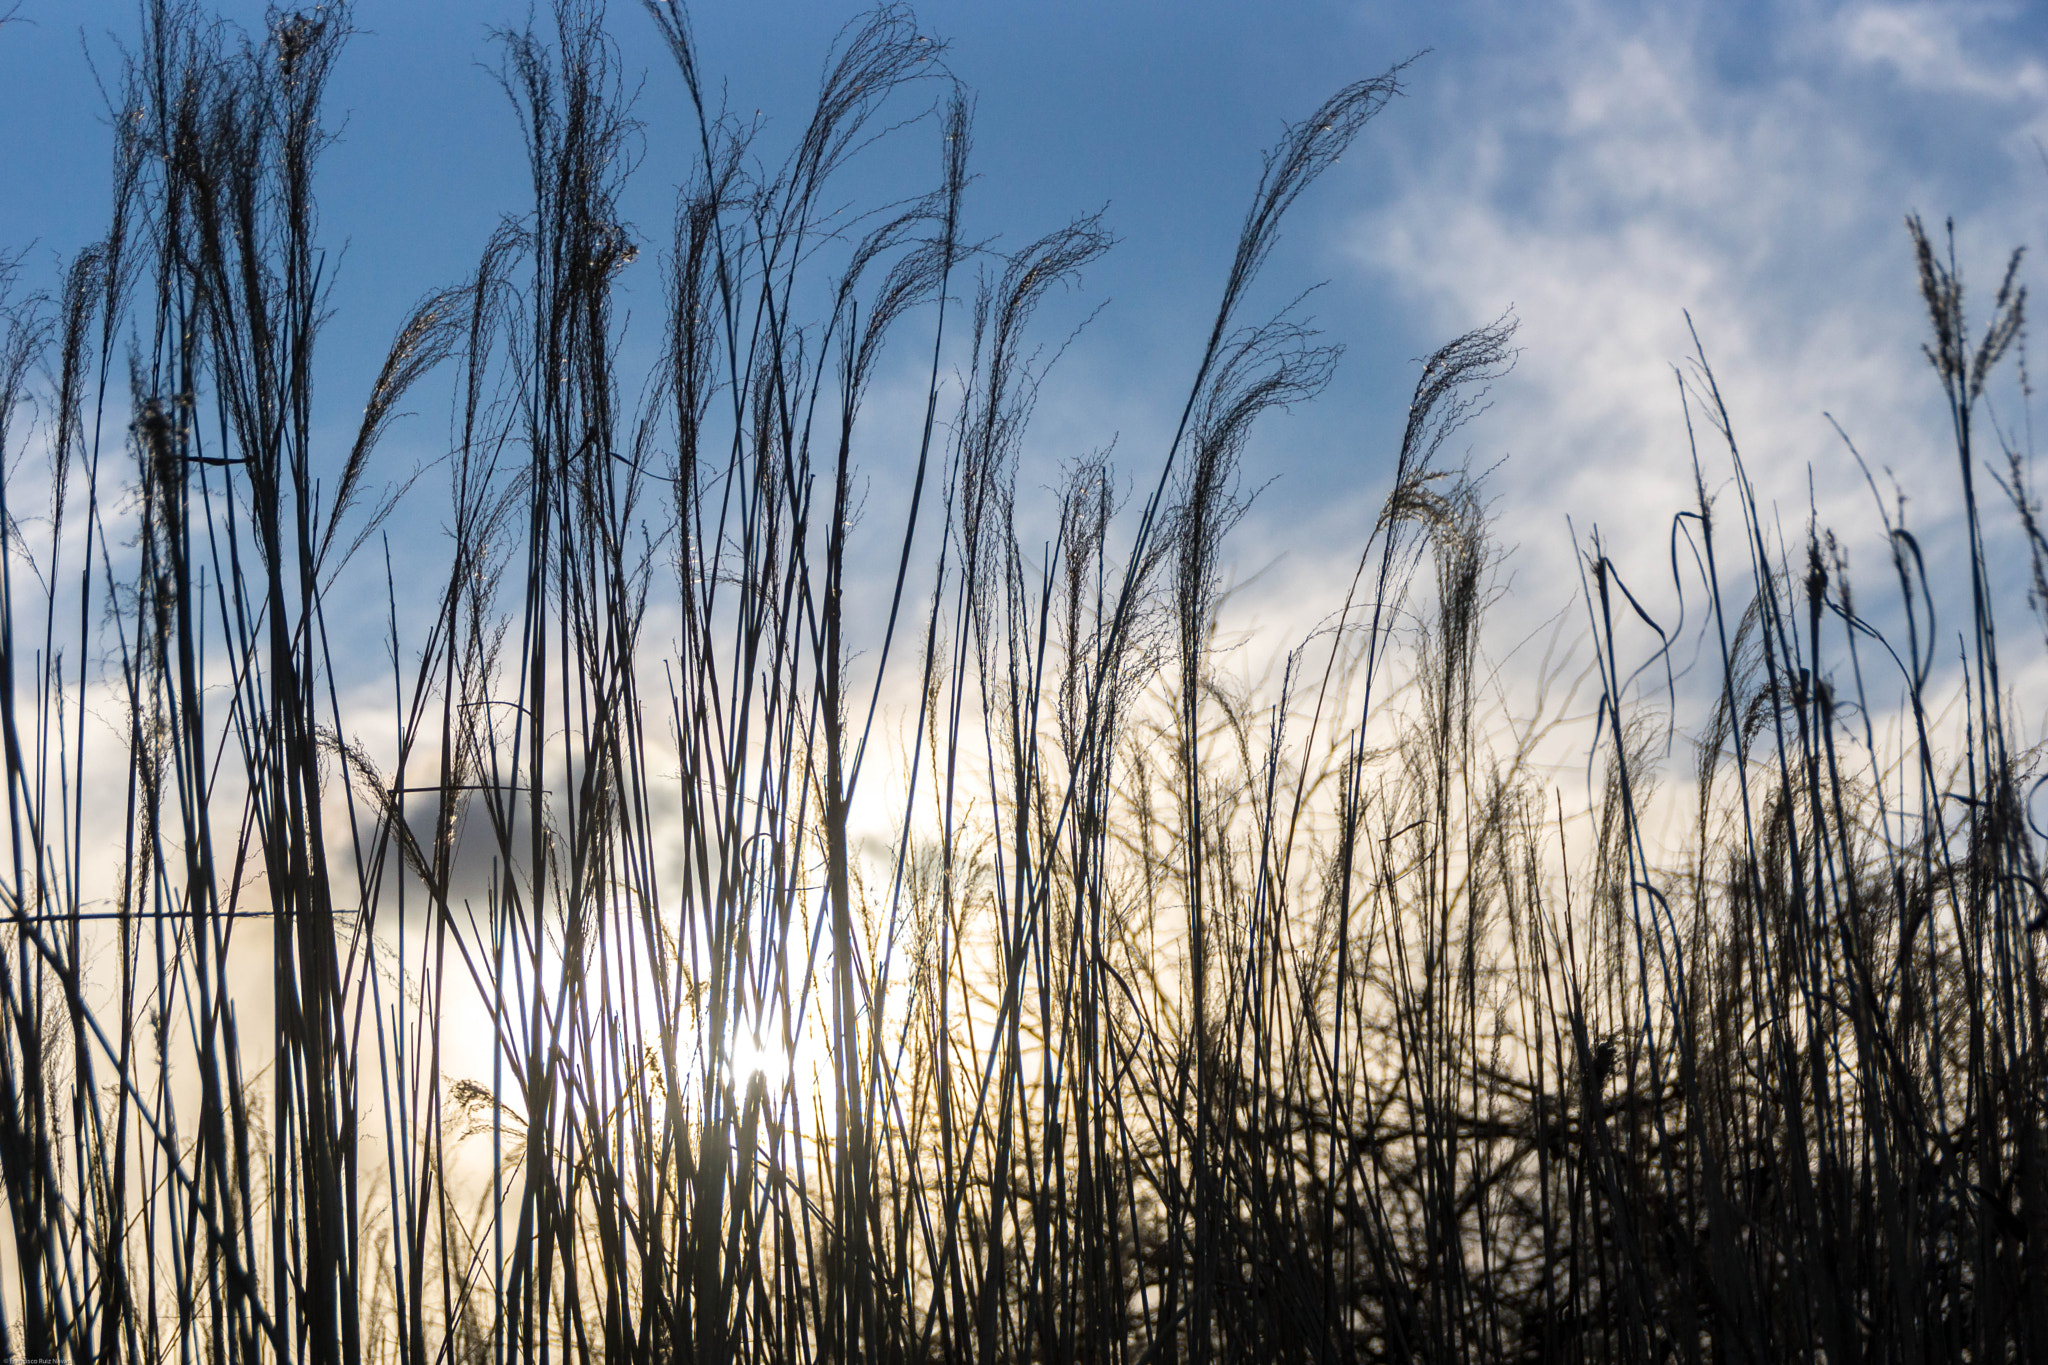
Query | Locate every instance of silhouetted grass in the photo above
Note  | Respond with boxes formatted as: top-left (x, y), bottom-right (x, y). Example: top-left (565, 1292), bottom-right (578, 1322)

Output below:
top-left (0, 3), bottom-right (2042, 1362)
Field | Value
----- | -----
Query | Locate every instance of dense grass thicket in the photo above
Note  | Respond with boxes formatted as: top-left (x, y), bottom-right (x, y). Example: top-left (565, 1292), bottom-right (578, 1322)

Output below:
top-left (0, 2), bottom-right (2044, 1361)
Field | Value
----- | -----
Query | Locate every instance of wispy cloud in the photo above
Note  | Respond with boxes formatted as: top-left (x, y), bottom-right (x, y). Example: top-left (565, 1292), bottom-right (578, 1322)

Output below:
top-left (1838, 1), bottom-right (2048, 100)
top-left (1342, 0), bottom-right (2044, 618)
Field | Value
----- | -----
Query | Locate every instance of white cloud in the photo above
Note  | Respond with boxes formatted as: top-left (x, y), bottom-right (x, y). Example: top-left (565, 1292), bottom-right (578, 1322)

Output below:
top-left (1342, 0), bottom-right (2044, 630)
top-left (1838, 2), bottom-right (2048, 100)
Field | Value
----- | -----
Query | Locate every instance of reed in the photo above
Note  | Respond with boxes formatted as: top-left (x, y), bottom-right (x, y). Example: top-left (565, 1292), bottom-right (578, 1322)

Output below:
top-left (0, 3), bottom-right (2040, 1361)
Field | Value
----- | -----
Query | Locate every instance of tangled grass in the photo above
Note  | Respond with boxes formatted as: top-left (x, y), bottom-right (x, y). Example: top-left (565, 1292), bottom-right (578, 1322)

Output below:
top-left (0, 3), bottom-right (2042, 1362)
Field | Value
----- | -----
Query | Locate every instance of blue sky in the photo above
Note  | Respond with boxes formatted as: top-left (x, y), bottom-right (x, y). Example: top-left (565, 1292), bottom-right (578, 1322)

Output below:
top-left (4, 0), bottom-right (2046, 683)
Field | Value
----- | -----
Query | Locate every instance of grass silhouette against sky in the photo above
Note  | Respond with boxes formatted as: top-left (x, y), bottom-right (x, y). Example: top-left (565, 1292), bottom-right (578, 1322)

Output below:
top-left (0, 3), bottom-right (2045, 1362)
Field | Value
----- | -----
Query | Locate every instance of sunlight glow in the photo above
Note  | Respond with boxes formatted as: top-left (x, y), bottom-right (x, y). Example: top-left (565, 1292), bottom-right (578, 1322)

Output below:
top-left (723, 1030), bottom-right (791, 1089)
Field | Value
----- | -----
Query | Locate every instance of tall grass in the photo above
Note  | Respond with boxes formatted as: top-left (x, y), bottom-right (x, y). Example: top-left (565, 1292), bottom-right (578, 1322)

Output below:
top-left (0, 2), bottom-right (2042, 1362)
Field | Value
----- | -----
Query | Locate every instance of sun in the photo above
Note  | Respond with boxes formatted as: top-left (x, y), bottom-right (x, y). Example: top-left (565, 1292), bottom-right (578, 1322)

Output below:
top-left (723, 1029), bottom-right (792, 1090)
